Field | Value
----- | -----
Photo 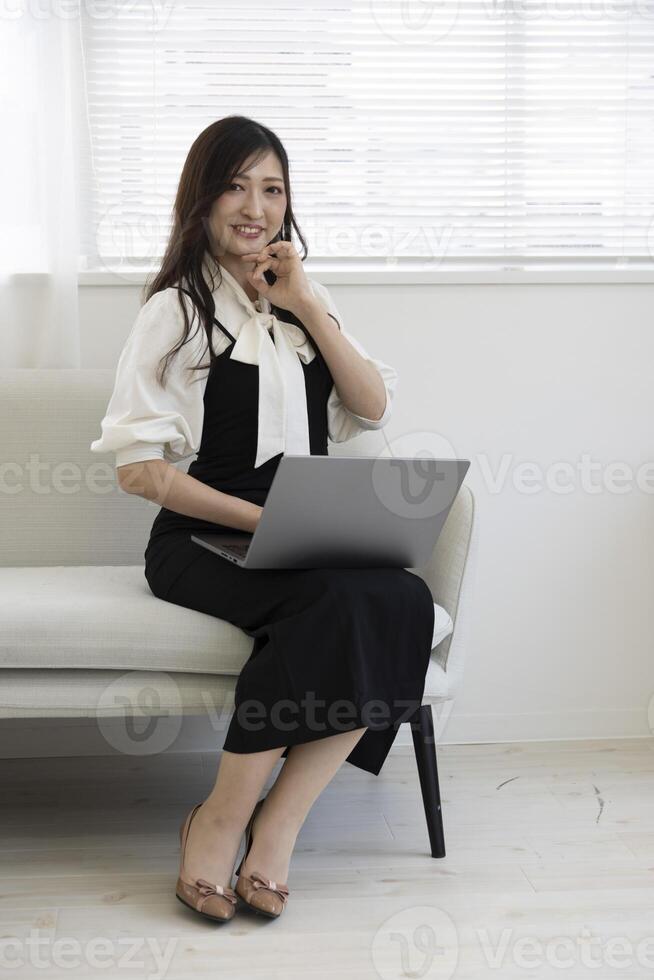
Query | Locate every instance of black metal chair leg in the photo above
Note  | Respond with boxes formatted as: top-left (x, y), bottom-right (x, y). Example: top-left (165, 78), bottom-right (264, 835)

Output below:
top-left (410, 703), bottom-right (446, 858)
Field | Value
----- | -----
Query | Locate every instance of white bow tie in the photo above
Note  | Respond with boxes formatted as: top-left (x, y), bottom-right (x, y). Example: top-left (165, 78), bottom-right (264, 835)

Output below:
top-left (202, 253), bottom-right (319, 468)
top-left (228, 307), bottom-right (317, 468)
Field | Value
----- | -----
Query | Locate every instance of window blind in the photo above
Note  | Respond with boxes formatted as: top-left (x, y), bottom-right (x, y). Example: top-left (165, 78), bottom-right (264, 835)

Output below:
top-left (79, 0), bottom-right (654, 269)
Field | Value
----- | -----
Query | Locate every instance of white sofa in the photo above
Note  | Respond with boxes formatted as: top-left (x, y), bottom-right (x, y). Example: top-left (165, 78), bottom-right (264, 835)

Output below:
top-left (0, 369), bottom-right (478, 857)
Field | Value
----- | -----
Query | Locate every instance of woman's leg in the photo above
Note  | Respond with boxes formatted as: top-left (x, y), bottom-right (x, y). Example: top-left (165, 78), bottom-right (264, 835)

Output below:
top-left (182, 727), bottom-right (367, 889)
top-left (182, 746), bottom-right (285, 889)
top-left (237, 726), bottom-right (368, 885)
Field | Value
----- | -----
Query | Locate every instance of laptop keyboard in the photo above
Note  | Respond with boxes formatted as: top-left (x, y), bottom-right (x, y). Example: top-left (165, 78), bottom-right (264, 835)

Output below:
top-left (224, 542), bottom-right (250, 557)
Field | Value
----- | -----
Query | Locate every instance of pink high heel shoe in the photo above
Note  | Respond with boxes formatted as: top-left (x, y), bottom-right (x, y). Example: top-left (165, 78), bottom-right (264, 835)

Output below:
top-left (175, 803), bottom-right (238, 922)
top-left (234, 798), bottom-right (290, 919)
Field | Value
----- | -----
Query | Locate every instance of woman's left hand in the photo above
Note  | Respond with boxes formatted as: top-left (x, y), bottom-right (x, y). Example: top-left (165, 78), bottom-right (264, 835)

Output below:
top-left (240, 241), bottom-right (313, 315)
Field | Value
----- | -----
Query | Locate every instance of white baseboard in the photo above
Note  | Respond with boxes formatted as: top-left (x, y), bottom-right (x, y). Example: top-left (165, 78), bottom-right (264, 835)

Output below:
top-left (427, 706), bottom-right (651, 744)
top-left (0, 707), bottom-right (651, 759)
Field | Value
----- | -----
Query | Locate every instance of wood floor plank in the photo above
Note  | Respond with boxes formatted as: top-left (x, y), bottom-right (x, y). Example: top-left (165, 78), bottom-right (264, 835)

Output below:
top-left (1, 737), bottom-right (654, 979)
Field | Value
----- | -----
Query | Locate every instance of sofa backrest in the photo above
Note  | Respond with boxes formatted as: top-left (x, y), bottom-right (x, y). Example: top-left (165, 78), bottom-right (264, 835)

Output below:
top-left (0, 369), bottom-right (178, 566)
top-left (0, 370), bottom-right (472, 600)
top-left (0, 368), bottom-right (379, 568)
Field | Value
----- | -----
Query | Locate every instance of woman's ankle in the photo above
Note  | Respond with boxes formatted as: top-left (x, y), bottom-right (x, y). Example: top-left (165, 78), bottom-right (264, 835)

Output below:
top-left (258, 799), bottom-right (306, 839)
top-left (240, 838), bottom-right (295, 884)
top-left (194, 801), bottom-right (250, 845)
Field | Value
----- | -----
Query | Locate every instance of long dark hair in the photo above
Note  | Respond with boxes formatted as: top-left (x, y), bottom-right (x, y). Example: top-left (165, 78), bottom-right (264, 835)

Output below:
top-left (143, 115), bottom-right (308, 388)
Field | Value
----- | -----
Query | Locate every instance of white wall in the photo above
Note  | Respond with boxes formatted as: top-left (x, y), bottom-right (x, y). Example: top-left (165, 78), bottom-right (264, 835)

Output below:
top-left (79, 280), bottom-right (654, 746)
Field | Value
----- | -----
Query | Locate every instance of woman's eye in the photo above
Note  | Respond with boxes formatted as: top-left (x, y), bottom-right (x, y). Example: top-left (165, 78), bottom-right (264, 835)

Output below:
top-left (229, 183), bottom-right (282, 193)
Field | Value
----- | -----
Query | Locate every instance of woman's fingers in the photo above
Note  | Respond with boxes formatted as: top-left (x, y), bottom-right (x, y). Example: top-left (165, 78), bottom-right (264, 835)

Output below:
top-left (251, 259), bottom-right (274, 279)
top-left (242, 241), bottom-right (296, 262)
top-left (242, 241), bottom-right (298, 279)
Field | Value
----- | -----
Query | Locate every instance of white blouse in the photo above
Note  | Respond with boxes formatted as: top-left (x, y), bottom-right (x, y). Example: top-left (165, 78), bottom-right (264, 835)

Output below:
top-left (90, 252), bottom-right (398, 470)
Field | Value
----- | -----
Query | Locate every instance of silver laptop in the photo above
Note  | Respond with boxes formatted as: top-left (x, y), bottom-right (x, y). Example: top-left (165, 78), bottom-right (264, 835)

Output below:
top-left (190, 455), bottom-right (470, 570)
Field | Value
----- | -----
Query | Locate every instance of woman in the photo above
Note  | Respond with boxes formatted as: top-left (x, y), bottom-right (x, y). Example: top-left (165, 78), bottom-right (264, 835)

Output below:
top-left (90, 115), bottom-right (436, 922)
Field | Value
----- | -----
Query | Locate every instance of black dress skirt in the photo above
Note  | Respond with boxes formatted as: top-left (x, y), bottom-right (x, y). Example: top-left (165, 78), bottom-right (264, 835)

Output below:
top-left (143, 304), bottom-right (435, 776)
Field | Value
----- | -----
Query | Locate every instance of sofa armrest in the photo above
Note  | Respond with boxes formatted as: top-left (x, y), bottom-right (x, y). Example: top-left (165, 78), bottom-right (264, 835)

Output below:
top-left (409, 484), bottom-right (478, 695)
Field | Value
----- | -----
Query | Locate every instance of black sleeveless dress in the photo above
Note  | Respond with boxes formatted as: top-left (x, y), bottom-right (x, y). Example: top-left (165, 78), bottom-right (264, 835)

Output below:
top-left (143, 300), bottom-right (435, 775)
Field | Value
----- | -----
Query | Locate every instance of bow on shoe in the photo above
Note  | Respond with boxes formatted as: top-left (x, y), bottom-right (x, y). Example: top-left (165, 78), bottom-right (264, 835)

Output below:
top-left (249, 871), bottom-right (290, 903)
top-left (195, 878), bottom-right (238, 905)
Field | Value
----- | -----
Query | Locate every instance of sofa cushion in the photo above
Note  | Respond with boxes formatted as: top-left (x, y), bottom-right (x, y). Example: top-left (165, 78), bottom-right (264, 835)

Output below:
top-left (0, 566), bottom-right (453, 701)
top-left (0, 566), bottom-right (252, 675)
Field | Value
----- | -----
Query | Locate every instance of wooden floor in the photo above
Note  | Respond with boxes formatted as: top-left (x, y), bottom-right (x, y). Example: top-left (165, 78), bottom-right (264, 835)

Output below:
top-left (1, 738), bottom-right (654, 979)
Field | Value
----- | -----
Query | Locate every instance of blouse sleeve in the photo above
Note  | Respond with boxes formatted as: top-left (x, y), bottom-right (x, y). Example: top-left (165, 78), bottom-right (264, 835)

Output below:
top-left (307, 278), bottom-right (398, 444)
top-left (89, 288), bottom-right (208, 469)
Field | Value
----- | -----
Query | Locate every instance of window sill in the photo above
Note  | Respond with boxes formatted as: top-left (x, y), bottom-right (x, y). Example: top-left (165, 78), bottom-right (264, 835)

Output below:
top-left (77, 258), bottom-right (654, 286)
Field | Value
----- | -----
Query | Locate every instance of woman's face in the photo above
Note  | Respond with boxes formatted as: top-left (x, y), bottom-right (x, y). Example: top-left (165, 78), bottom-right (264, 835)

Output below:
top-left (209, 150), bottom-right (288, 260)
